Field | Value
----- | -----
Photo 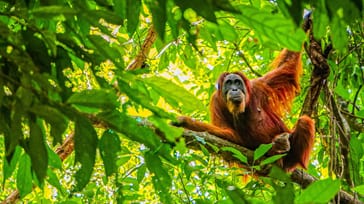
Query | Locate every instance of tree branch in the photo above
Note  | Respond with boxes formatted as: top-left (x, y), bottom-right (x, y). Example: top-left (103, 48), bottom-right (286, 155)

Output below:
top-left (126, 25), bottom-right (157, 70)
top-left (181, 130), bottom-right (363, 204)
top-left (301, 23), bottom-right (331, 116)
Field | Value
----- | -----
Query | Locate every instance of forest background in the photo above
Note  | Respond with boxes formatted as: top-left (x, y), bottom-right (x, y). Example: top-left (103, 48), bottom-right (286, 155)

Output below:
top-left (0, 0), bottom-right (363, 203)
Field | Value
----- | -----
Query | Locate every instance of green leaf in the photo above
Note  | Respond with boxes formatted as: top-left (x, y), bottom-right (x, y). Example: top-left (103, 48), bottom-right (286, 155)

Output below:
top-left (74, 115), bottom-right (98, 191)
top-left (118, 75), bottom-right (172, 118)
top-left (114, 0), bottom-right (126, 19)
top-left (219, 20), bottom-right (238, 42)
top-left (166, 2), bottom-right (180, 39)
top-left (331, 16), bottom-right (348, 52)
top-left (354, 185), bottom-right (364, 195)
top-left (31, 6), bottom-right (77, 17)
top-left (88, 35), bottom-right (124, 68)
top-left (47, 169), bottom-right (65, 195)
top-left (67, 89), bottom-right (118, 111)
top-left (17, 154), bottom-right (33, 198)
top-left (268, 166), bottom-right (291, 182)
top-left (97, 111), bottom-right (161, 149)
top-left (149, 116), bottom-right (183, 142)
top-left (28, 120), bottom-right (48, 184)
top-left (41, 30), bottom-right (58, 57)
top-left (143, 76), bottom-right (205, 113)
top-left (30, 105), bottom-right (68, 145)
top-left (22, 29), bottom-right (51, 72)
top-left (117, 155), bottom-right (131, 167)
top-left (269, 167), bottom-right (295, 204)
top-left (180, 44), bottom-right (196, 69)
top-left (137, 164), bottom-right (147, 183)
top-left (295, 179), bottom-right (341, 204)
top-left (213, 0), bottom-right (241, 14)
top-left (236, 5), bottom-right (305, 51)
top-left (221, 147), bottom-right (248, 164)
top-left (175, 0), bottom-right (217, 23)
top-left (3, 146), bottom-right (21, 183)
top-left (145, 151), bottom-right (172, 203)
top-left (349, 136), bottom-right (363, 185)
top-left (7, 100), bottom-right (24, 160)
top-left (200, 144), bottom-right (210, 157)
top-left (313, 0), bottom-right (330, 39)
top-left (199, 23), bottom-right (218, 50)
top-left (261, 154), bottom-right (286, 166)
top-left (126, 0), bottom-right (141, 36)
top-left (334, 79), bottom-right (350, 100)
top-left (277, 0), bottom-right (303, 27)
top-left (99, 130), bottom-right (121, 178)
top-left (90, 10), bottom-right (123, 25)
top-left (47, 146), bottom-right (62, 169)
top-left (216, 179), bottom-right (248, 203)
top-left (148, 0), bottom-right (167, 40)
top-left (253, 143), bottom-right (272, 161)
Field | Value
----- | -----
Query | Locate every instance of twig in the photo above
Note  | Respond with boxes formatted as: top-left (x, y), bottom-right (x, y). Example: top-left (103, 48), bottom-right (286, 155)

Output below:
top-left (126, 25), bottom-right (158, 70)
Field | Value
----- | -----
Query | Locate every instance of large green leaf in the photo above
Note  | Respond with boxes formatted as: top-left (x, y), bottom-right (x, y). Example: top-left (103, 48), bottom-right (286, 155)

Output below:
top-left (30, 105), bottom-right (68, 145)
top-left (179, 44), bottom-right (196, 69)
top-left (67, 89), bottom-right (118, 111)
top-left (126, 0), bottom-right (141, 36)
top-left (87, 10), bottom-right (123, 25)
top-left (260, 154), bottom-right (285, 166)
top-left (88, 35), bottom-right (124, 68)
top-left (144, 76), bottom-right (205, 113)
top-left (145, 151), bottom-right (172, 203)
top-left (47, 146), bottom-right (62, 170)
top-left (31, 6), bottom-right (77, 18)
top-left (97, 111), bottom-right (161, 149)
top-left (276, 0), bottom-right (304, 27)
top-left (331, 17), bottom-right (348, 52)
top-left (7, 102), bottom-right (23, 161)
top-left (17, 154), bottom-right (33, 198)
top-left (117, 75), bottom-right (172, 118)
top-left (312, 0), bottom-right (330, 39)
top-left (295, 179), bottom-right (341, 204)
top-left (269, 167), bottom-right (295, 204)
top-left (253, 143), bottom-right (272, 161)
top-left (99, 130), bottom-right (121, 178)
top-left (3, 146), bottom-right (21, 183)
top-left (47, 169), bottom-right (65, 195)
top-left (21, 29), bottom-right (51, 73)
top-left (74, 115), bottom-right (98, 191)
top-left (137, 164), bottom-right (147, 183)
top-left (175, 0), bottom-right (217, 23)
top-left (350, 136), bottom-right (363, 185)
top-left (216, 179), bottom-right (248, 203)
top-left (221, 147), bottom-right (248, 164)
top-left (114, 0), bottom-right (126, 19)
top-left (236, 5), bottom-right (305, 51)
top-left (149, 116), bottom-right (183, 142)
top-left (28, 120), bottom-right (48, 184)
top-left (148, 0), bottom-right (167, 40)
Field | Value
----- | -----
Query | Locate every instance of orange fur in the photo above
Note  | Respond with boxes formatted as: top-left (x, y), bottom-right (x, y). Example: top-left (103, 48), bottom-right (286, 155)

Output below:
top-left (178, 49), bottom-right (315, 172)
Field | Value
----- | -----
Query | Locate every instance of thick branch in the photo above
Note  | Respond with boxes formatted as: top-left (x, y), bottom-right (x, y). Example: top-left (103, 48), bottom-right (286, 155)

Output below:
top-left (301, 28), bottom-right (330, 116)
top-left (126, 25), bottom-right (157, 70)
top-left (182, 129), bottom-right (362, 204)
top-left (302, 16), bottom-right (355, 190)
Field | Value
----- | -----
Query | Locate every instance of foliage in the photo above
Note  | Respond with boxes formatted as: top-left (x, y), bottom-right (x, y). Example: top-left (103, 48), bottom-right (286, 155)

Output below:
top-left (0, 0), bottom-right (363, 203)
